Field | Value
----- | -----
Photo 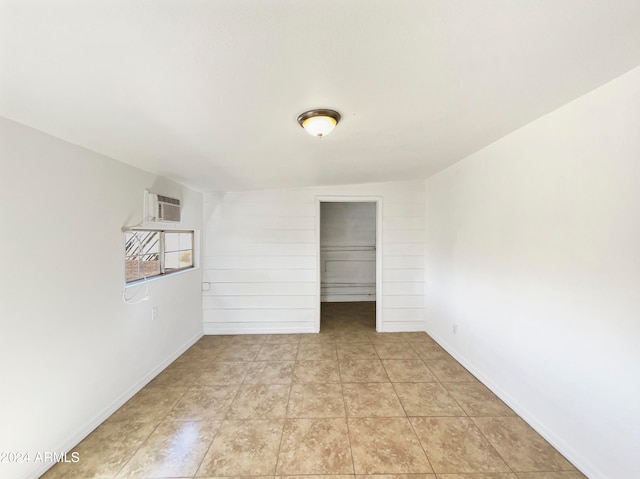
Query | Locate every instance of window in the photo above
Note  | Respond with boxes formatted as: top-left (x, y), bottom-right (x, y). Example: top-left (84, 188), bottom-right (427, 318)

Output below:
top-left (125, 230), bottom-right (194, 284)
top-left (163, 231), bottom-right (193, 273)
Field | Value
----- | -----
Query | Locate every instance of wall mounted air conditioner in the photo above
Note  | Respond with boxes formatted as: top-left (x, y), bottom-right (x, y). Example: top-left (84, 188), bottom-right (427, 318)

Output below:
top-left (148, 193), bottom-right (181, 222)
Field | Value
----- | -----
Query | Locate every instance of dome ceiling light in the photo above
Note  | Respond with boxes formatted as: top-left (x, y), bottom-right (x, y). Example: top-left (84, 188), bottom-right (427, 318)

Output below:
top-left (297, 109), bottom-right (341, 138)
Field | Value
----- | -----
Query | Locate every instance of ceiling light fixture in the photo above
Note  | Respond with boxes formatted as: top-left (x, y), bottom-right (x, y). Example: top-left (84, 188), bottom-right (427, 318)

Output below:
top-left (297, 109), bottom-right (341, 138)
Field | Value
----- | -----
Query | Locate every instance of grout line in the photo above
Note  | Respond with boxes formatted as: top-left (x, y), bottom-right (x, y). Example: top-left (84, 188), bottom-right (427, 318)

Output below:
top-left (272, 385), bottom-right (291, 476)
top-left (470, 415), bottom-right (518, 476)
top-left (406, 411), bottom-right (437, 476)
top-left (341, 378), bottom-right (358, 475)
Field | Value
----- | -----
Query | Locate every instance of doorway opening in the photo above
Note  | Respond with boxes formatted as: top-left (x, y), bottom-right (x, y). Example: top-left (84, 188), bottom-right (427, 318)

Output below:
top-left (316, 197), bottom-right (382, 332)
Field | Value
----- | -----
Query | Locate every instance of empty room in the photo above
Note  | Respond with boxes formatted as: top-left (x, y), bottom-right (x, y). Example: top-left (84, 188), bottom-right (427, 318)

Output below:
top-left (1, 1), bottom-right (639, 479)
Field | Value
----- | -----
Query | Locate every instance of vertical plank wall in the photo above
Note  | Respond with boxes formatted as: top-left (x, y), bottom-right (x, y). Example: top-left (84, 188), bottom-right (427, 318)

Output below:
top-left (202, 180), bottom-right (425, 334)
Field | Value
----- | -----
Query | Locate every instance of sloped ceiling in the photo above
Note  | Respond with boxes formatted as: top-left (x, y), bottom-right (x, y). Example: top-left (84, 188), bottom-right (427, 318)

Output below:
top-left (2, 0), bottom-right (640, 192)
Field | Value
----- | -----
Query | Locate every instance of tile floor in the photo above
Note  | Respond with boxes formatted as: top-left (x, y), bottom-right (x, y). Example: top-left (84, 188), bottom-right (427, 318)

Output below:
top-left (42, 302), bottom-right (585, 479)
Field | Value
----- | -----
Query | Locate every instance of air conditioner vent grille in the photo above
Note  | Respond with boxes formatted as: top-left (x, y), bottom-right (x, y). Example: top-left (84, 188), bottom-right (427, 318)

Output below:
top-left (156, 195), bottom-right (180, 206)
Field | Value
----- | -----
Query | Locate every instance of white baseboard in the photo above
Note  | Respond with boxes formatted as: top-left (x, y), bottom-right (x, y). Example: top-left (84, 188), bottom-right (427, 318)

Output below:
top-left (203, 322), bottom-right (317, 335)
top-left (382, 321), bottom-right (425, 332)
top-left (31, 331), bottom-right (203, 479)
top-left (424, 325), bottom-right (601, 479)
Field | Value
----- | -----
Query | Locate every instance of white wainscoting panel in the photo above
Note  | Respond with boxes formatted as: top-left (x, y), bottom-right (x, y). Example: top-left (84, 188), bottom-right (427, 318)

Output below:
top-left (203, 180), bottom-right (426, 334)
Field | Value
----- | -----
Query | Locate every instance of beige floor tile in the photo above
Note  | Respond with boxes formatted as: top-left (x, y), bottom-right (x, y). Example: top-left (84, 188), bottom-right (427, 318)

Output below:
top-left (339, 360), bottom-right (390, 382)
top-left (194, 335), bottom-right (228, 347)
top-left (354, 323), bottom-right (376, 332)
top-left (298, 343), bottom-right (338, 360)
top-left (337, 342), bottom-right (379, 359)
top-left (203, 477), bottom-right (276, 479)
top-left (165, 385), bottom-right (239, 421)
top-left (226, 384), bottom-right (291, 419)
top-left (287, 383), bottom-right (346, 418)
top-left (293, 360), bottom-right (341, 383)
top-left (194, 362), bottom-right (251, 385)
top-left (410, 342), bottom-right (451, 360)
top-left (331, 326), bottom-right (367, 335)
top-left (393, 383), bottom-right (465, 417)
top-left (472, 417), bottom-right (576, 472)
top-left (301, 336), bottom-right (339, 344)
top-left (277, 418), bottom-right (354, 474)
top-left (355, 475), bottom-right (435, 479)
top-left (321, 325), bottom-right (340, 333)
top-left (245, 361), bottom-right (295, 384)
top-left (443, 383), bottom-right (515, 417)
top-left (348, 417), bottom-right (432, 474)
top-left (343, 383), bottom-right (406, 417)
top-left (280, 475), bottom-right (355, 479)
top-left (300, 331), bottom-right (338, 343)
top-left (173, 346), bottom-right (223, 367)
top-left (437, 474), bottom-right (517, 479)
top-left (265, 334), bottom-right (303, 344)
top-left (257, 343), bottom-right (299, 361)
top-left (515, 472), bottom-right (587, 479)
top-left (146, 365), bottom-right (200, 388)
top-left (215, 344), bottom-right (262, 361)
top-left (197, 419), bottom-right (284, 476)
top-left (382, 360), bottom-right (438, 383)
top-left (51, 303), bottom-right (579, 479)
top-left (410, 417), bottom-right (509, 474)
top-left (224, 334), bottom-right (268, 345)
top-left (369, 332), bottom-right (409, 343)
top-left (425, 358), bottom-right (477, 382)
top-left (335, 331), bottom-right (374, 343)
top-left (40, 421), bottom-right (156, 479)
top-left (373, 343), bottom-right (420, 360)
top-left (400, 332), bottom-right (435, 343)
top-left (107, 387), bottom-right (186, 423)
top-left (117, 420), bottom-right (220, 478)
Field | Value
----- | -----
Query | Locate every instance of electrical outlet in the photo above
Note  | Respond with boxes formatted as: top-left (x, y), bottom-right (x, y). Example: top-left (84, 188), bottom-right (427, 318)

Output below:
top-left (152, 306), bottom-right (158, 320)
top-left (453, 324), bottom-right (458, 335)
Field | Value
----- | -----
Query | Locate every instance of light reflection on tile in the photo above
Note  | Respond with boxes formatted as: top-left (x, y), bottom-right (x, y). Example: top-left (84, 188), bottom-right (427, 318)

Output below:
top-left (165, 385), bottom-right (238, 421)
top-left (116, 420), bottom-right (220, 477)
top-left (39, 421), bottom-right (156, 479)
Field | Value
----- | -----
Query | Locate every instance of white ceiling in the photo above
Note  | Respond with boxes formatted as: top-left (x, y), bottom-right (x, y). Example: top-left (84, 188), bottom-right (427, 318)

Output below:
top-left (2, 1), bottom-right (640, 192)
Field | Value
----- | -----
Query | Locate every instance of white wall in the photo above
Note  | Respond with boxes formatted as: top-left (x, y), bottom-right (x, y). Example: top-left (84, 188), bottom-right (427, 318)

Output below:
top-left (203, 181), bottom-right (425, 334)
top-left (424, 66), bottom-right (640, 479)
top-left (320, 202), bottom-right (376, 302)
top-left (0, 117), bottom-right (203, 479)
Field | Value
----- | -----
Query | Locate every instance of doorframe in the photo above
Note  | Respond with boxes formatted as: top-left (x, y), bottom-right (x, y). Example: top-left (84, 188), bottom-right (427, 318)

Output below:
top-left (315, 195), bottom-right (383, 332)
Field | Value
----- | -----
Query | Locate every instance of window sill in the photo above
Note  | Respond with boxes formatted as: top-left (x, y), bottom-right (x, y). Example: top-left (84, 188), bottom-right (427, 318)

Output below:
top-left (124, 265), bottom-right (198, 288)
